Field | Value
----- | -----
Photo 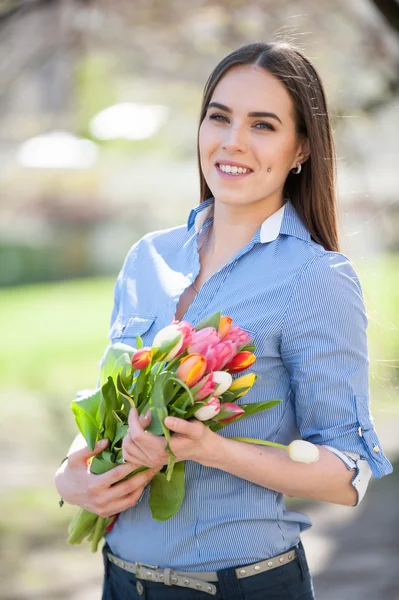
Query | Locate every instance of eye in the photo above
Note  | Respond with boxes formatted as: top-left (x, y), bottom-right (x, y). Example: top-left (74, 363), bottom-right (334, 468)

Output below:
top-left (209, 113), bottom-right (229, 123)
top-left (254, 122), bottom-right (275, 131)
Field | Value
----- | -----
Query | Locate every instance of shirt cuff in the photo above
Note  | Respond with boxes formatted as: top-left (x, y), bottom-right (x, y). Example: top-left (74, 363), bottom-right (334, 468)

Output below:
top-left (324, 445), bottom-right (372, 506)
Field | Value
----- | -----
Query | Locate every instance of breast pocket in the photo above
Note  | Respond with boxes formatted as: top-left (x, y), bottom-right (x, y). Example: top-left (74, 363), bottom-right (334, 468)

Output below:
top-left (108, 314), bottom-right (156, 345)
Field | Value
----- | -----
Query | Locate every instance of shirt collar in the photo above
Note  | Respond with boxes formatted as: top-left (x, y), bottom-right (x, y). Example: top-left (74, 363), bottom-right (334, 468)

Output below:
top-left (187, 197), bottom-right (310, 243)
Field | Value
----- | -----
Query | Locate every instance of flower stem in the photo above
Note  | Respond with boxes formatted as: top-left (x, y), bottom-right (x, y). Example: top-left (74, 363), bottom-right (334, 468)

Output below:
top-left (229, 436), bottom-right (288, 451)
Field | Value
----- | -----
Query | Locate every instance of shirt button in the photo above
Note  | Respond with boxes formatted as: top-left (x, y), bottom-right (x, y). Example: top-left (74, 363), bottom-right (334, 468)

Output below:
top-left (136, 581), bottom-right (145, 595)
top-left (373, 445), bottom-right (380, 453)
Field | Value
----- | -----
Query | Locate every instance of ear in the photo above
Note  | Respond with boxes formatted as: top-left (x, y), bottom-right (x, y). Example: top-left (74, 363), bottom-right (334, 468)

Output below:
top-left (297, 137), bottom-right (310, 164)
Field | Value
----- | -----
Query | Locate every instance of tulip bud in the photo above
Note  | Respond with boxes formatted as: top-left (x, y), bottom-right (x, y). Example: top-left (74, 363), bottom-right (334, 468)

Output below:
top-left (211, 371), bottom-right (233, 396)
top-left (152, 325), bottom-right (184, 361)
top-left (193, 397), bottom-right (221, 421)
top-left (218, 316), bottom-right (233, 338)
top-left (131, 347), bottom-right (152, 370)
top-left (224, 351), bottom-right (256, 373)
top-left (212, 402), bottom-right (245, 424)
top-left (287, 440), bottom-right (319, 464)
top-left (228, 373), bottom-right (256, 397)
top-left (193, 373), bottom-right (217, 401)
top-left (176, 353), bottom-right (207, 387)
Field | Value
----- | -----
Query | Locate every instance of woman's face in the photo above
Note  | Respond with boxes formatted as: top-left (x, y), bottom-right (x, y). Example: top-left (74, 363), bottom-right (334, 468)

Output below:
top-left (199, 64), bottom-right (309, 208)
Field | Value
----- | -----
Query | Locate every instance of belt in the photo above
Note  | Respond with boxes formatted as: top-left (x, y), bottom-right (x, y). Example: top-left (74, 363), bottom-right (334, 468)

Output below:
top-left (106, 547), bottom-right (297, 596)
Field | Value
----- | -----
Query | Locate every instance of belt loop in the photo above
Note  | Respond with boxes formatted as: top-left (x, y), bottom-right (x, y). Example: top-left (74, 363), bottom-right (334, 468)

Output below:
top-left (296, 541), bottom-right (309, 582)
top-left (163, 568), bottom-right (173, 586)
top-left (217, 566), bottom-right (245, 600)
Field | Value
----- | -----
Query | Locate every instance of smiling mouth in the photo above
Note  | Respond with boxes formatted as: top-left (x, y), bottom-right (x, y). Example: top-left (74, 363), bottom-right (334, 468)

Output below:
top-left (216, 163), bottom-right (253, 178)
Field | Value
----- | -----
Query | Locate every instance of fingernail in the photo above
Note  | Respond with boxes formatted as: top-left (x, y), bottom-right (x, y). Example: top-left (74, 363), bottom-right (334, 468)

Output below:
top-left (99, 439), bottom-right (108, 447)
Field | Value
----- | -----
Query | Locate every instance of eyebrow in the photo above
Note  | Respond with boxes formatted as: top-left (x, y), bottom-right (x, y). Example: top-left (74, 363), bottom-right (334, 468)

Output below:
top-left (208, 102), bottom-right (283, 125)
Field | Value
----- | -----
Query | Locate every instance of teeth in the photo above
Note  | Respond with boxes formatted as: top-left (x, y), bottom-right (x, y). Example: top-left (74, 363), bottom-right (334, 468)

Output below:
top-left (218, 164), bottom-right (251, 175)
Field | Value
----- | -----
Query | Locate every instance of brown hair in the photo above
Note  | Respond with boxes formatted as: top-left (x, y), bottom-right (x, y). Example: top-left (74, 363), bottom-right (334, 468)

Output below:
top-left (197, 41), bottom-right (339, 252)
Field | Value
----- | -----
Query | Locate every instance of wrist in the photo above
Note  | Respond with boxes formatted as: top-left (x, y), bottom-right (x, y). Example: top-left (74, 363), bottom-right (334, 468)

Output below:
top-left (199, 431), bottom-right (230, 469)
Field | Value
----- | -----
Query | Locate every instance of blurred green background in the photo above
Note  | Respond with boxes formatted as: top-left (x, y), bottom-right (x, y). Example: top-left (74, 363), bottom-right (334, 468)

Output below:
top-left (0, 1), bottom-right (398, 599)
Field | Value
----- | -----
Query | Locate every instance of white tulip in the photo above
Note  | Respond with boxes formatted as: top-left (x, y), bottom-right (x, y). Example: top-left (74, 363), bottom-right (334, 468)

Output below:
top-left (288, 440), bottom-right (319, 463)
top-left (152, 325), bottom-right (183, 361)
top-left (194, 397), bottom-right (221, 421)
top-left (212, 371), bottom-right (233, 396)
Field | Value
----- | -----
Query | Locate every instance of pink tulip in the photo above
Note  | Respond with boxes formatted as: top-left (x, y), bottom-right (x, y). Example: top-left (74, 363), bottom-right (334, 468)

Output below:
top-left (193, 373), bottom-right (217, 401)
top-left (176, 353), bottom-right (207, 387)
top-left (203, 340), bottom-right (238, 372)
top-left (222, 325), bottom-right (252, 349)
top-left (212, 402), bottom-right (245, 424)
top-left (193, 396), bottom-right (221, 421)
top-left (187, 327), bottom-right (221, 355)
top-left (171, 319), bottom-right (196, 351)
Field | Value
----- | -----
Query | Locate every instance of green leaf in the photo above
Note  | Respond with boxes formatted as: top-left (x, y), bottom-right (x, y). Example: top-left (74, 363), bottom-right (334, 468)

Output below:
top-left (149, 461), bottom-right (185, 521)
top-left (71, 389), bottom-right (101, 450)
top-left (210, 400), bottom-right (281, 432)
top-left (194, 311), bottom-right (221, 332)
top-left (111, 421), bottom-right (128, 452)
top-left (147, 372), bottom-right (171, 436)
top-left (102, 377), bottom-right (119, 440)
top-left (136, 334), bottom-right (143, 349)
top-left (100, 343), bottom-right (135, 387)
top-left (90, 455), bottom-right (116, 475)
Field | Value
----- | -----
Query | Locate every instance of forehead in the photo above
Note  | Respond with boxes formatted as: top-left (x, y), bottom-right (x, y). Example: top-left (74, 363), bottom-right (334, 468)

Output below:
top-left (210, 64), bottom-right (294, 118)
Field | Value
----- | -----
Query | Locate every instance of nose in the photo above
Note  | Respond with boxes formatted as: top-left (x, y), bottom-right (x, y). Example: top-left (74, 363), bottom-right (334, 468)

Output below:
top-left (221, 125), bottom-right (248, 154)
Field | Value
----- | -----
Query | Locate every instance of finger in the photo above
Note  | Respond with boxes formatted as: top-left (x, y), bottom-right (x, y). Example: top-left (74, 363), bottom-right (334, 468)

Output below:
top-left (68, 439), bottom-right (109, 466)
top-left (99, 461), bottom-right (139, 487)
top-left (139, 409), bottom-right (152, 430)
top-left (122, 436), bottom-right (150, 467)
top-left (105, 485), bottom-right (147, 517)
top-left (107, 467), bottom-right (157, 501)
top-left (164, 417), bottom-right (202, 438)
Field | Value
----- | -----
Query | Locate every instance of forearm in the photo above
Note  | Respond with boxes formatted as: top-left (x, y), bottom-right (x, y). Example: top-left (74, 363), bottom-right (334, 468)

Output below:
top-left (203, 435), bottom-right (357, 506)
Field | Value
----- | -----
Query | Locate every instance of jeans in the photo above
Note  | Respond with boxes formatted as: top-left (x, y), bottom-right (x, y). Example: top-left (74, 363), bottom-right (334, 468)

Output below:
top-left (101, 542), bottom-right (315, 600)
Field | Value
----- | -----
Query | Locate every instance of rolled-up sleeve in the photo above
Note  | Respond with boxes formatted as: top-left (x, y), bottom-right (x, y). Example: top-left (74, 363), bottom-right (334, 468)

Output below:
top-left (280, 251), bottom-right (393, 481)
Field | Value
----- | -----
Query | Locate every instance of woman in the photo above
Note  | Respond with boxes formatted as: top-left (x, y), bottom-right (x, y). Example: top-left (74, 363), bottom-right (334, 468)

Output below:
top-left (56, 42), bottom-right (392, 600)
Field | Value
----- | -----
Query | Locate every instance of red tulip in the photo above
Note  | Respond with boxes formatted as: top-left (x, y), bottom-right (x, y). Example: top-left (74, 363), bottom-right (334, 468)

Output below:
top-left (131, 347), bottom-right (152, 370)
top-left (224, 351), bottom-right (256, 373)
top-left (212, 402), bottom-right (245, 424)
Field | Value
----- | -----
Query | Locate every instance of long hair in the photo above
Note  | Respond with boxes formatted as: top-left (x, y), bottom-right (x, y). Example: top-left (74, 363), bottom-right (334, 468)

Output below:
top-left (197, 42), bottom-right (339, 252)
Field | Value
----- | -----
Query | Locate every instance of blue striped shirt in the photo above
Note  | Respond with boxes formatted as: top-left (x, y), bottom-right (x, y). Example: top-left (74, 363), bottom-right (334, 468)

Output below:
top-left (105, 197), bottom-right (392, 571)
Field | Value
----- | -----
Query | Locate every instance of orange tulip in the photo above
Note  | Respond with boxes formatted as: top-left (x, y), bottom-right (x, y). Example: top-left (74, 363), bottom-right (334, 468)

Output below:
top-left (176, 353), bottom-right (207, 387)
top-left (224, 351), bottom-right (256, 374)
top-left (218, 315), bottom-right (233, 338)
top-left (131, 347), bottom-right (152, 370)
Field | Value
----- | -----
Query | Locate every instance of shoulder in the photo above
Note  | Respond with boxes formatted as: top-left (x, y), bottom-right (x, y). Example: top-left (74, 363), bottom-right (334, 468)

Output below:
top-left (122, 224), bottom-right (190, 267)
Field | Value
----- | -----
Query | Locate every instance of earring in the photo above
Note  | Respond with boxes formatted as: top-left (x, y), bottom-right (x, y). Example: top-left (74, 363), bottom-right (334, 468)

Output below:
top-left (292, 162), bottom-right (302, 175)
top-left (267, 167), bottom-right (271, 172)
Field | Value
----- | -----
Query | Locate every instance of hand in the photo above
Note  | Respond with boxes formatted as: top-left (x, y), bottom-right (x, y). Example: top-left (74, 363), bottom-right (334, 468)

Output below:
top-left (55, 439), bottom-right (159, 518)
top-left (122, 407), bottom-right (169, 469)
top-left (165, 416), bottom-right (220, 466)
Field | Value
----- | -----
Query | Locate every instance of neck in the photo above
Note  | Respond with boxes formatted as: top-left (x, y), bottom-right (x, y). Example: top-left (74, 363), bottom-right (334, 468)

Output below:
top-left (204, 194), bottom-right (284, 261)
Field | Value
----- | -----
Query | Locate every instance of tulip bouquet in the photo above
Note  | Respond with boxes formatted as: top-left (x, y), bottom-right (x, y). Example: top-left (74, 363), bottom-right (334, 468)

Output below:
top-left (67, 311), bottom-right (319, 552)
